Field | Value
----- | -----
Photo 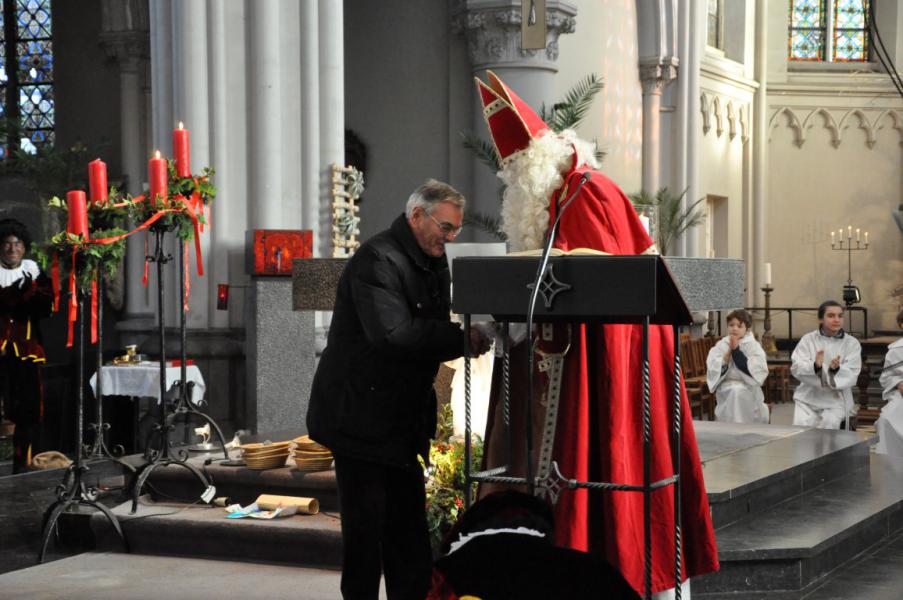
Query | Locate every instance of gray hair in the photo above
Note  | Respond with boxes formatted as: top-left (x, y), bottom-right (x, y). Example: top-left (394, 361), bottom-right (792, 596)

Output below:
top-left (405, 179), bottom-right (466, 218)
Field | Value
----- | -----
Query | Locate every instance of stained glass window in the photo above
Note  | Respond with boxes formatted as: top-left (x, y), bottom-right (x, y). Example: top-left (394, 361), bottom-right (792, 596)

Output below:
top-left (789, 0), bottom-right (869, 63)
top-left (833, 0), bottom-right (868, 61)
top-left (0, 0), bottom-right (53, 156)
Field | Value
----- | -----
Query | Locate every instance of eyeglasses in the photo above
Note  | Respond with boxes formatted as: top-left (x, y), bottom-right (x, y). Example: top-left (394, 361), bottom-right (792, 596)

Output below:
top-left (428, 213), bottom-right (463, 238)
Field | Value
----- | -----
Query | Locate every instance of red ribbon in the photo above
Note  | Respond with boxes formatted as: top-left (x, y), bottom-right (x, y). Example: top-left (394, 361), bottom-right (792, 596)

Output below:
top-left (54, 190), bottom-right (211, 348)
top-left (143, 231), bottom-right (149, 287)
top-left (50, 253), bottom-right (60, 312)
top-left (90, 277), bottom-right (98, 344)
top-left (173, 194), bottom-right (205, 276)
top-left (183, 242), bottom-right (190, 312)
top-left (66, 250), bottom-right (77, 347)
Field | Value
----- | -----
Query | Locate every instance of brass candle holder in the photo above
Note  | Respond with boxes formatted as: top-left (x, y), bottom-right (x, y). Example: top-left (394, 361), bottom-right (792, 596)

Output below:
top-left (830, 226), bottom-right (869, 307)
top-left (761, 285), bottom-right (779, 356)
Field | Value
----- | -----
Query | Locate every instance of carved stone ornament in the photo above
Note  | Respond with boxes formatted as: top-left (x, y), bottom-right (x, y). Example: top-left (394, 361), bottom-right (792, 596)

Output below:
top-left (451, 0), bottom-right (577, 70)
top-left (639, 58), bottom-right (678, 95)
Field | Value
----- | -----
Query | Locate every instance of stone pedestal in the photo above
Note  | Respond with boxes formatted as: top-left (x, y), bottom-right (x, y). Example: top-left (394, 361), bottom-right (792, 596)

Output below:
top-left (663, 257), bottom-right (745, 311)
top-left (246, 278), bottom-right (315, 435)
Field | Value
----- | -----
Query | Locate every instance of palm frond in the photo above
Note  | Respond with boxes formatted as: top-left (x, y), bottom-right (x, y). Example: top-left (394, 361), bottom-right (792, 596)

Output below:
top-left (463, 211), bottom-right (507, 241)
top-left (628, 187), bottom-right (706, 255)
top-left (460, 131), bottom-right (501, 173)
top-left (551, 74), bottom-right (604, 132)
top-left (628, 189), bottom-right (656, 207)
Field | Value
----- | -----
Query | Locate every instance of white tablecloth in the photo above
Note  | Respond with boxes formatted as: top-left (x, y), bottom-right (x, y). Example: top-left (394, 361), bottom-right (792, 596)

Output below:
top-left (89, 364), bottom-right (206, 405)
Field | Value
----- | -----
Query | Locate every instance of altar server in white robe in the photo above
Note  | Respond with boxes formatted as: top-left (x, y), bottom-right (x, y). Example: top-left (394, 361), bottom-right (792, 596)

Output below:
top-left (791, 301), bottom-right (862, 429)
top-left (706, 309), bottom-right (770, 423)
top-left (875, 309), bottom-right (903, 456)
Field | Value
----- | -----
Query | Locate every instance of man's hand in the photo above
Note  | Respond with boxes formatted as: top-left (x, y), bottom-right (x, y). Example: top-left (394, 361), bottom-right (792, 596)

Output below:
top-left (829, 355), bottom-right (841, 371)
top-left (468, 327), bottom-right (491, 356)
top-left (815, 349), bottom-right (825, 369)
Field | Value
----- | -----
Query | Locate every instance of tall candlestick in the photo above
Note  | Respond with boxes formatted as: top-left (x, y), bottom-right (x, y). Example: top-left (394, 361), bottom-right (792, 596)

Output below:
top-left (88, 159), bottom-right (108, 205)
top-left (149, 150), bottom-right (168, 203)
top-left (66, 191), bottom-right (89, 239)
top-left (173, 122), bottom-right (191, 178)
top-left (763, 262), bottom-right (772, 286)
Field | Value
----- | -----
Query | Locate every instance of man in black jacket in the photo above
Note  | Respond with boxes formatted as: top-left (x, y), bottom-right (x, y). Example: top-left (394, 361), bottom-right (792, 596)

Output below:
top-left (308, 179), bottom-right (489, 600)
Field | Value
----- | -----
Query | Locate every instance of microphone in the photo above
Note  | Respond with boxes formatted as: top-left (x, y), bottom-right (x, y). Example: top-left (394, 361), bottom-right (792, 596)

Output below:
top-left (556, 171), bottom-right (592, 215)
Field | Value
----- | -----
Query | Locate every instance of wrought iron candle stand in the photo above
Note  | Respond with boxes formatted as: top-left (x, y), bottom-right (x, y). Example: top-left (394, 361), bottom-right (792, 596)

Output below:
top-left (38, 288), bottom-right (128, 563)
top-left (85, 270), bottom-right (134, 468)
top-left (830, 227), bottom-right (869, 308)
top-left (173, 236), bottom-right (229, 457)
top-left (760, 285), bottom-right (779, 356)
top-left (129, 224), bottom-right (214, 514)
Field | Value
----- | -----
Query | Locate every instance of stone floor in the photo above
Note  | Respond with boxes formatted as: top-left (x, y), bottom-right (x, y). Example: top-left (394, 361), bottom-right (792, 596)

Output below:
top-left (0, 552), bottom-right (388, 600)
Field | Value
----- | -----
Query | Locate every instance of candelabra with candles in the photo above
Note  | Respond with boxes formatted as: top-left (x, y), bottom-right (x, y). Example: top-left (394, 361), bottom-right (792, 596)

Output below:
top-left (830, 226), bottom-right (869, 307)
top-left (760, 262), bottom-right (779, 356)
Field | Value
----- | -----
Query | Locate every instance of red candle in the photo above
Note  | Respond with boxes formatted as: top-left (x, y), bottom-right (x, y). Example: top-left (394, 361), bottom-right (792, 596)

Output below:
top-left (173, 122), bottom-right (190, 177)
top-left (88, 158), bottom-right (108, 205)
top-left (66, 191), bottom-right (89, 239)
top-left (149, 150), bottom-right (168, 203)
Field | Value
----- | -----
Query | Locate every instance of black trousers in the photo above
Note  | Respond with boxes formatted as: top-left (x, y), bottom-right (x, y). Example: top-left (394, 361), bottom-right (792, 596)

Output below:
top-left (333, 453), bottom-right (432, 600)
top-left (1, 356), bottom-right (43, 473)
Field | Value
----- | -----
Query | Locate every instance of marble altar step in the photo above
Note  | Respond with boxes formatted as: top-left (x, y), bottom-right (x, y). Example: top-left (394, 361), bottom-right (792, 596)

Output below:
top-left (92, 497), bottom-right (343, 568)
top-left (694, 421), bottom-right (871, 529)
top-left (144, 457), bottom-right (340, 512)
top-left (693, 453), bottom-right (903, 597)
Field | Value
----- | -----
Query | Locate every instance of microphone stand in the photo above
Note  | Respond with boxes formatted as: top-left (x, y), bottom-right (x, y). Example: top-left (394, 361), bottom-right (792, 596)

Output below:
top-left (524, 171), bottom-right (590, 494)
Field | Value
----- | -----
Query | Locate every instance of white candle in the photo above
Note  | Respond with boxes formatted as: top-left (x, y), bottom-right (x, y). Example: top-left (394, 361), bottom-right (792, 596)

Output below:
top-left (847, 225), bottom-right (852, 238)
top-left (764, 262), bottom-right (772, 286)
top-left (865, 231), bottom-right (869, 244)
top-left (856, 228), bottom-right (860, 241)
top-left (831, 231), bottom-right (835, 244)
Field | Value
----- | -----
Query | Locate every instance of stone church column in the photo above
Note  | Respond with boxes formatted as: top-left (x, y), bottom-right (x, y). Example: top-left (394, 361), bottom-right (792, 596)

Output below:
top-left (248, 0), bottom-right (282, 230)
top-left (752, 0), bottom-right (769, 294)
top-left (100, 0), bottom-right (153, 341)
top-left (318, 0), bottom-right (344, 258)
top-left (172, 0), bottom-right (211, 328)
top-left (451, 1), bottom-right (577, 233)
top-left (683, 0), bottom-right (703, 258)
top-left (301, 1), bottom-right (321, 249)
top-left (639, 60), bottom-right (677, 196)
top-left (207, 0), bottom-right (229, 328)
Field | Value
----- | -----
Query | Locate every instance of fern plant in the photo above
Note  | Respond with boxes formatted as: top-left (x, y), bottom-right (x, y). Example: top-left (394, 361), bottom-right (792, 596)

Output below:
top-left (462, 74), bottom-right (605, 239)
top-left (628, 187), bottom-right (706, 256)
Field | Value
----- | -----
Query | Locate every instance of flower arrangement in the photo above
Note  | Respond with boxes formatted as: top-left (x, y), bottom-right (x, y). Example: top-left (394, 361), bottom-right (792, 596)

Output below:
top-left (421, 403), bottom-right (483, 552)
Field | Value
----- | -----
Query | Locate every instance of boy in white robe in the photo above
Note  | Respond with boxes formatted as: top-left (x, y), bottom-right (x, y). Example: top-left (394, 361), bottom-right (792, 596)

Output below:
top-left (791, 300), bottom-right (862, 429)
top-left (706, 309), bottom-right (769, 423)
top-left (875, 309), bottom-right (903, 456)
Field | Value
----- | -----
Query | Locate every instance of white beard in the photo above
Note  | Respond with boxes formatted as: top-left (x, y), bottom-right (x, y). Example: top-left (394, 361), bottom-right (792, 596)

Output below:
top-left (497, 130), bottom-right (599, 252)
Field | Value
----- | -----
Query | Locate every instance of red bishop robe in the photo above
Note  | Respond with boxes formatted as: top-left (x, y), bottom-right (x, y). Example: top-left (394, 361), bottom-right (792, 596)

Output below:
top-left (482, 167), bottom-right (719, 595)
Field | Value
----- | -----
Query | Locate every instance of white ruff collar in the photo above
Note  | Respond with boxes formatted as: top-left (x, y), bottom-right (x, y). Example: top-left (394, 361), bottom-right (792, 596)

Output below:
top-left (0, 258), bottom-right (40, 288)
top-left (447, 526), bottom-right (545, 555)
